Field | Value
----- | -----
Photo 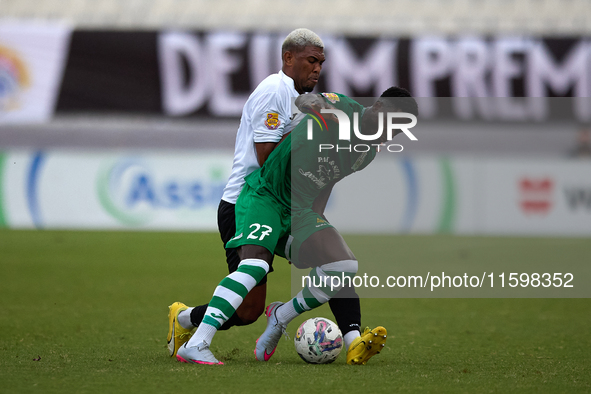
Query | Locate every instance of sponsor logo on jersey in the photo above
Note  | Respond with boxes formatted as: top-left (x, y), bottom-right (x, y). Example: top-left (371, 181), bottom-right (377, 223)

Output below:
top-left (316, 217), bottom-right (328, 228)
top-left (299, 168), bottom-right (326, 189)
top-left (321, 93), bottom-right (339, 104)
top-left (264, 112), bottom-right (281, 130)
top-left (317, 164), bottom-right (333, 181)
top-left (351, 152), bottom-right (368, 171)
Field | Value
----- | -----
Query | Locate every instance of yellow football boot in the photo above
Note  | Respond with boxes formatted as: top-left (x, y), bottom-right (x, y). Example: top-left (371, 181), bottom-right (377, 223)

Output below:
top-left (346, 326), bottom-right (387, 365)
top-left (167, 302), bottom-right (195, 357)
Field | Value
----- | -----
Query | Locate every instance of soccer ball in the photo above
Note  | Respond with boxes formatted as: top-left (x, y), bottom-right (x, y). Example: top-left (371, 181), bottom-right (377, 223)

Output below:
top-left (294, 317), bottom-right (343, 364)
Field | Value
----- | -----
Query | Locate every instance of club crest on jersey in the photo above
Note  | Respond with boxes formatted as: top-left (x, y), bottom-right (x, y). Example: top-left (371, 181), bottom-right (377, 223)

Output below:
top-left (264, 113), bottom-right (281, 130)
top-left (321, 93), bottom-right (339, 104)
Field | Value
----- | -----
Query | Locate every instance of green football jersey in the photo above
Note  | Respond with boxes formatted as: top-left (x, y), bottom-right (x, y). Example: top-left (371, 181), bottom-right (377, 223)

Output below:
top-left (244, 93), bottom-right (377, 210)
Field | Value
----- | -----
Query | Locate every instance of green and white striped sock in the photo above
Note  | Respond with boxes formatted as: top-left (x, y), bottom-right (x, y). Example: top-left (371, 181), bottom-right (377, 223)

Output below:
top-left (276, 260), bottom-right (357, 325)
top-left (188, 258), bottom-right (269, 346)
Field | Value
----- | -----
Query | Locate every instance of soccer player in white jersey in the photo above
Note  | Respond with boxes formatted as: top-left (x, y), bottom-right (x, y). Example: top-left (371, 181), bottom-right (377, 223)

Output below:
top-left (167, 28), bottom-right (324, 354)
top-left (176, 88), bottom-right (418, 365)
top-left (168, 29), bottom-right (381, 365)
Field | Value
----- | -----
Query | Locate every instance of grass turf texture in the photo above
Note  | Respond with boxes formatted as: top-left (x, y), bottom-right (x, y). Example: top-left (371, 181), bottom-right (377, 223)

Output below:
top-left (0, 230), bottom-right (589, 393)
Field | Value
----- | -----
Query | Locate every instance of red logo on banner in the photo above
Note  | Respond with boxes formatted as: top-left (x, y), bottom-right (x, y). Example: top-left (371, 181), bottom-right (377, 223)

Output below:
top-left (519, 177), bottom-right (554, 215)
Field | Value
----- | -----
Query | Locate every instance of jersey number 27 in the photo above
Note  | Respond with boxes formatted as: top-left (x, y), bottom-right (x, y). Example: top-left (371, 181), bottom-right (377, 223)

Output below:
top-left (247, 223), bottom-right (273, 240)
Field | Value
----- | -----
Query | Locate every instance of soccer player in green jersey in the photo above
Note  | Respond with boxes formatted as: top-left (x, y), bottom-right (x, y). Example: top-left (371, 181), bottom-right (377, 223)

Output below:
top-left (177, 87), bottom-right (418, 365)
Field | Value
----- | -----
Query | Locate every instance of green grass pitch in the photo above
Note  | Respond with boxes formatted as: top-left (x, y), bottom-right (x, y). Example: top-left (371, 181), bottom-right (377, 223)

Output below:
top-left (0, 230), bottom-right (589, 393)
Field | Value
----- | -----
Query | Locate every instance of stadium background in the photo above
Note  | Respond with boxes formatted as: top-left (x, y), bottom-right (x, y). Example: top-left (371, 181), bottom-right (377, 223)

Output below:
top-left (1, 1), bottom-right (590, 392)
top-left (1, 1), bottom-right (591, 234)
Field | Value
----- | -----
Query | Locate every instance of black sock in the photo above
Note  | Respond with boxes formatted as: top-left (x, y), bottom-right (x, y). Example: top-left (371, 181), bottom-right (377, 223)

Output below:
top-left (190, 304), bottom-right (250, 330)
top-left (328, 286), bottom-right (361, 335)
top-left (218, 312), bottom-right (249, 331)
top-left (190, 304), bottom-right (208, 327)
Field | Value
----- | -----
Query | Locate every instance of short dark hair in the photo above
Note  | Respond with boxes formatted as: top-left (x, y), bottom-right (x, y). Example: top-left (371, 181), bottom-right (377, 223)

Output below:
top-left (380, 87), bottom-right (418, 117)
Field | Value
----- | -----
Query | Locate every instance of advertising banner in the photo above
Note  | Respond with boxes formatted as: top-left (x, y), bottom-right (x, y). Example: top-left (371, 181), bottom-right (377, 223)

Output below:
top-left (481, 158), bottom-right (591, 235)
top-left (1, 149), bottom-right (590, 236)
top-left (0, 150), bottom-right (232, 230)
top-left (324, 154), bottom-right (591, 236)
top-left (0, 22), bottom-right (71, 123)
top-left (55, 31), bottom-right (591, 121)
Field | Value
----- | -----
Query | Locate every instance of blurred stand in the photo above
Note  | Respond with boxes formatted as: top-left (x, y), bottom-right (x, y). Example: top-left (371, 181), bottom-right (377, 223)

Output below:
top-left (1, 1), bottom-right (590, 234)
top-left (0, 0), bottom-right (590, 35)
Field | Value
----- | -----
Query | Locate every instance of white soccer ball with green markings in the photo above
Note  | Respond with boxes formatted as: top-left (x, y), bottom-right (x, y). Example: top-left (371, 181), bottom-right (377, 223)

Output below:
top-left (294, 317), bottom-right (343, 364)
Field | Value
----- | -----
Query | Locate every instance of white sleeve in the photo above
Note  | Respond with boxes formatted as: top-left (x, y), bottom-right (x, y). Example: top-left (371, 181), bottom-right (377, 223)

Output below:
top-left (252, 92), bottom-right (292, 143)
top-left (284, 112), bottom-right (306, 134)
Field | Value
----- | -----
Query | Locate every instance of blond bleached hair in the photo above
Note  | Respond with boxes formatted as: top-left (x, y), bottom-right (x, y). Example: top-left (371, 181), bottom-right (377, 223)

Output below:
top-left (281, 28), bottom-right (324, 55)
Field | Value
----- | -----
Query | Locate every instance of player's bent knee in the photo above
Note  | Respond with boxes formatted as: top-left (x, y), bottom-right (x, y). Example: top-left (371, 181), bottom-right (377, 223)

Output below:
top-left (238, 245), bottom-right (273, 265)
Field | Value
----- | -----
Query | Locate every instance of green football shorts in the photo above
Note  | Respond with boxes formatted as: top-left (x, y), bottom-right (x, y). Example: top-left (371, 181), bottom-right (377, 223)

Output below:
top-left (226, 184), bottom-right (334, 268)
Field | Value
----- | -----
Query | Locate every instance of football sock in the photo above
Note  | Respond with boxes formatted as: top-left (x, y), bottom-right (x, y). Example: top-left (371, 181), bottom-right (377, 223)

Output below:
top-left (181, 306), bottom-right (246, 331)
top-left (344, 330), bottom-right (361, 350)
top-left (177, 307), bottom-right (194, 330)
top-left (187, 258), bottom-right (269, 346)
top-left (190, 322), bottom-right (217, 347)
top-left (188, 303), bottom-right (260, 331)
top-left (329, 286), bottom-right (361, 335)
top-left (275, 300), bottom-right (300, 325)
top-left (276, 260), bottom-right (358, 326)
top-left (219, 311), bottom-right (249, 330)
top-left (190, 304), bottom-right (208, 327)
